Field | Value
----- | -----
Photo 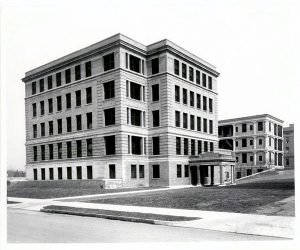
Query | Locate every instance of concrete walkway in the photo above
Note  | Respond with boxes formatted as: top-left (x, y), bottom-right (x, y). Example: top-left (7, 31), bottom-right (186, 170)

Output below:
top-left (8, 195), bottom-right (294, 239)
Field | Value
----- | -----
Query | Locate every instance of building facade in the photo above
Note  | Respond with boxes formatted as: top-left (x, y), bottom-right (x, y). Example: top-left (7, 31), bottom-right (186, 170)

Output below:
top-left (22, 34), bottom-right (220, 188)
top-left (283, 124), bottom-right (294, 169)
top-left (218, 114), bottom-right (284, 179)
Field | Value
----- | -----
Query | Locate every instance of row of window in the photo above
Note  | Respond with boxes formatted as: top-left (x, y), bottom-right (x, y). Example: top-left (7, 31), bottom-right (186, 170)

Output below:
top-left (176, 137), bottom-right (214, 155)
top-left (32, 112), bottom-right (93, 138)
top-left (175, 111), bottom-right (213, 134)
top-left (33, 138), bottom-right (93, 161)
top-left (32, 87), bottom-right (92, 117)
top-left (235, 122), bottom-right (283, 136)
top-left (236, 152), bottom-right (283, 165)
top-left (175, 85), bottom-right (213, 112)
top-left (31, 61), bottom-right (92, 95)
top-left (235, 137), bottom-right (283, 150)
top-left (174, 59), bottom-right (213, 90)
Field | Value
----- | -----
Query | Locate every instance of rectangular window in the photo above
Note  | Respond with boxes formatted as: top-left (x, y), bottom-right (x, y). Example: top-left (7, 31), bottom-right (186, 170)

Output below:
top-left (103, 53), bottom-right (115, 71)
top-left (132, 136), bottom-right (142, 155)
top-left (152, 110), bottom-right (160, 127)
top-left (182, 88), bottom-right (187, 104)
top-left (174, 59), bottom-right (179, 75)
top-left (242, 139), bottom-right (247, 147)
top-left (33, 146), bottom-right (38, 161)
top-left (76, 90), bottom-right (81, 106)
top-left (40, 123), bottom-right (45, 137)
top-left (76, 140), bottom-right (82, 157)
top-left (184, 138), bottom-right (188, 155)
top-left (152, 165), bottom-right (160, 178)
top-left (86, 87), bottom-right (92, 104)
top-left (65, 69), bottom-right (71, 84)
top-left (87, 138), bottom-right (93, 156)
top-left (130, 82), bottom-right (141, 100)
top-left (210, 142), bottom-right (214, 152)
top-left (184, 165), bottom-right (189, 177)
top-left (41, 145), bottom-right (45, 160)
top-left (129, 54), bottom-right (141, 73)
top-left (76, 166), bottom-right (82, 179)
top-left (87, 166), bottom-right (93, 179)
top-left (190, 115), bottom-right (195, 130)
top-left (48, 98), bottom-right (53, 114)
top-left (203, 118), bottom-right (207, 133)
top-left (175, 85), bottom-right (180, 102)
top-left (66, 117), bottom-right (72, 132)
top-left (152, 58), bottom-right (159, 74)
top-left (39, 79), bottom-right (44, 92)
top-left (105, 136), bottom-right (115, 155)
top-left (204, 141), bottom-right (208, 152)
top-left (208, 76), bottom-right (212, 90)
top-left (48, 121), bottom-right (53, 135)
top-left (197, 94), bottom-right (201, 109)
top-left (190, 91), bottom-right (194, 107)
top-left (41, 168), bottom-right (45, 180)
top-left (198, 140), bottom-right (202, 154)
top-left (67, 167), bottom-right (72, 180)
top-left (242, 153), bottom-right (247, 163)
top-left (202, 73), bottom-right (207, 87)
top-left (250, 140), bottom-right (253, 146)
top-left (209, 120), bottom-right (213, 134)
top-left (197, 117), bottom-right (201, 131)
top-left (203, 96), bottom-right (207, 111)
top-left (33, 169), bottom-right (38, 180)
top-left (182, 63), bottom-right (187, 78)
top-left (183, 113), bottom-right (188, 129)
top-left (85, 61), bottom-right (92, 77)
top-left (67, 141), bottom-right (72, 158)
top-left (242, 123), bottom-right (247, 132)
top-left (103, 81), bottom-right (115, 99)
top-left (175, 111), bottom-right (180, 127)
top-left (104, 108), bottom-right (115, 126)
top-left (259, 155), bottom-right (263, 162)
top-left (40, 101), bottom-right (44, 116)
top-left (32, 103), bottom-right (37, 117)
top-left (109, 164), bottom-right (116, 179)
top-left (32, 81), bottom-right (36, 95)
top-left (176, 137), bottom-right (181, 155)
top-left (86, 112), bottom-right (93, 129)
top-left (196, 70), bottom-right (200, 84)
top-left (66, 93), bottom-right (71, 109)
top-left (189, 67), bottom-right (194, 81)
top-left (57, 96), bottom-right (62, 111)
top-left (152, 137), bottom-right (160, 155)
top-left (259, 139), bottom-right (263, 145)
top-left (152, 84), bottom-right (159, 101)
top-left (57, 143), bottom-right (62, 159)
top-left (258, 121), bottom-right (263, 131)
top-left (250, 124), bottom-right (253, 130)
top-left (49, 144), bottom-right (53, 160)
top-left (191, 139), bottom-right (195, 155)
top-left (47, 75), bottom-right (53, 90)
top-left (139, 165), bottom-right (144, 178)
top-left (56, 72), bottom-right (61, 87)
top-left (76, 115), bottom-right (82, 131)
top-left (131, 165), bottom-right (137, 179)
top-left (33, 124), bottom-right (37, 138)
top-left (209, 98), bottom-right (213, 113)
top-left (131, 109), bottom-right (141, 126)
top-left (177, 165), bottom-right (182, 178)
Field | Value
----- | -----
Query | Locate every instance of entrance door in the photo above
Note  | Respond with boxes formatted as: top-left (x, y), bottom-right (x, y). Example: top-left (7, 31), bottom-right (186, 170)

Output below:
top-left (190, 166), bottom-right (198, 186)
top-left (200, 167), bottom-right (206, 185)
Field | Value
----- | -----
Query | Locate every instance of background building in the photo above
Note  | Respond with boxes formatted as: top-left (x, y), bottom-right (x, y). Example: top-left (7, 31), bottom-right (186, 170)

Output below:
top-left (283, 124), bottom-right (294, 169)
top-left (218, 114), bottom-right (284, 179)
top-left (22, 34), bottom-right (220, 188)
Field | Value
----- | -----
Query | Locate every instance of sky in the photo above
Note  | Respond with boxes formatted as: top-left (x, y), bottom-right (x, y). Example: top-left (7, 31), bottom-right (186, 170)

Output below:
top-left (1, 0), bottom-right (300, 171)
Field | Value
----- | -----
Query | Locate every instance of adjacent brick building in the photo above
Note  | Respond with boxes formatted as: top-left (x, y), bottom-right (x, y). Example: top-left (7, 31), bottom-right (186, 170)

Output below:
top-left (22, 34), bottom-right (220, 188)
top-left (283, 124), bottom-right (294, 169)
top-left (218, 114), bottom-right (284, 179)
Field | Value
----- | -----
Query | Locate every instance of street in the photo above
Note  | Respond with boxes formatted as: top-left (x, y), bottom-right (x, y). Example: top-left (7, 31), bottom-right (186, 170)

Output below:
top-left (7, 208), bottom-right (279, 243)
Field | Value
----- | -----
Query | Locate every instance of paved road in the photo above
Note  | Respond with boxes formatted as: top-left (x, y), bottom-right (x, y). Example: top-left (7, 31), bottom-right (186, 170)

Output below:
top-left (7, 208), bottom-right (280, 243)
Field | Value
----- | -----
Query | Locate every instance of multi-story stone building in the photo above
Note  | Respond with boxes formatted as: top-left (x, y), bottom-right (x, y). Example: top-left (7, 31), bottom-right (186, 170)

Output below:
top-left (218, 114), bottom-right (284, 178)
top-left (22, 34), bottom-right (220, 188)
top-left (283, 124), bottom-right (294, 169)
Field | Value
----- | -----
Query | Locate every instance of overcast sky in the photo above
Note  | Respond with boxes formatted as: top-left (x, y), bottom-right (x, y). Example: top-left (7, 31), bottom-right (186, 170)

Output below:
top-left (2, 0), bottom-right (299, 171)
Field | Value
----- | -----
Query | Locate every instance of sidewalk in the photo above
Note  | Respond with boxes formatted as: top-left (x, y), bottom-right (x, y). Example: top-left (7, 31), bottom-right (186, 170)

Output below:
top-left (8, 195), bottom-right (294, 239)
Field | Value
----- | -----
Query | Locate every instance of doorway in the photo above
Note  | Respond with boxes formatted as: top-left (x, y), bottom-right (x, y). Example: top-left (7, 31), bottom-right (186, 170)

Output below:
top-left (190, 166), bottom-right (198, 186)
top-left (200, 167), bottom-right (206, 185)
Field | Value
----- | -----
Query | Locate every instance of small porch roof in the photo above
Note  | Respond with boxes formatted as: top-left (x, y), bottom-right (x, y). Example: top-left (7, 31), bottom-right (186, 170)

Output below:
top-left (189, 149), bottom-right (236, 166)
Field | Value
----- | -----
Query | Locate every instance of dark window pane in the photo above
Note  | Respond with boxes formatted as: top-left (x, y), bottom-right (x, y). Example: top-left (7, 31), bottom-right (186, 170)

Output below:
top-left (152, 58), bottom-right (159, 74)
top-left (105, 136), bottom-right (115, 155)
top-left (152, 137), bottom-right (160, 155)
top-left (75, 65), bottom-right (81, 81)
top-left (103, 53), bottom-right (115, 71)
top-left (129, 55), bottom-right (140, 73)
top-left (103, 81), bottom-right (115, 99)
top-left (65, 69), bottom-right (71, 84)
top-left (152, 84), bottom-right (159, 101)
top-left (85, 61), bottom-right (92, 77)
top-left (104, 108), bottom-right (115, 126)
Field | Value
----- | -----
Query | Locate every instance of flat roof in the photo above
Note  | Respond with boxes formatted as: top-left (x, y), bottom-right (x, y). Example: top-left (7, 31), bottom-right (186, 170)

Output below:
top-left (219, 114), bottom-right (284, 124)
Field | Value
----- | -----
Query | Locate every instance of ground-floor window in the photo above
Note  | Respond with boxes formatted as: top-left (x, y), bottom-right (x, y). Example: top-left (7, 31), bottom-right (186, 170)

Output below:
top-left (139, 165), bottom-right (144, 178)
top-left (152, 165), bottom-right (160, 178)
top-left (286, 158), bottom-right (289, 166)
top-left (58, 167), bottom-right (63, 179)
top-left (184, 165), bottom-right (189, 177)
top-left (77, 166), bottom-right (82, 179)
top-left (177, 164), bottom-right (182, 178)
top-left (41, 168), bottom-right (45, 180)
top-left (131, 165), bottom-right (137, 178)
top-left (49, 168), bottom-right (54, 180)
top-left (109, 164), bottom-right (116, 179)
top-left (246, 169), bottom-right (252, 176)
top-left (236, 172), bottom-right (241, 179)
top-left (33, 169), bottom-right (37, 180)
top-left (87, 165), bottom-right (93, 179)
top-left (67, 167), bottom-right (72, 179)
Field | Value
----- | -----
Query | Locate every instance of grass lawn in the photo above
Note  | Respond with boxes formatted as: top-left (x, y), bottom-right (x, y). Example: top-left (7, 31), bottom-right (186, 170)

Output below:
top-left (7, 180), bottom-right (160, 199)
top-left (88, 171), bottom-right (294, 216)
top-left (42, 205), bottom-right (199, 221)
